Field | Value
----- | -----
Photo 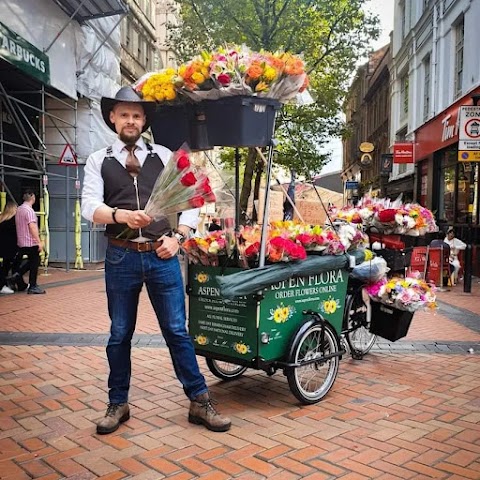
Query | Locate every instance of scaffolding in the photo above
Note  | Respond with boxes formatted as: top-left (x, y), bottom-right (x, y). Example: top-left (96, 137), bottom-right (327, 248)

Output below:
top-left (0, 0), bottom-right (128, 270)
top-left (0, 81), bottom-right (80, 271)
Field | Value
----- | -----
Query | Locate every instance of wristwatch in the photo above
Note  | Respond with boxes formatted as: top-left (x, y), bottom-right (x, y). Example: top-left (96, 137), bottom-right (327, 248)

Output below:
top-left (112, 207), bottom-right (119, 224)
top-left (173, 230), bottom-right (186, 244)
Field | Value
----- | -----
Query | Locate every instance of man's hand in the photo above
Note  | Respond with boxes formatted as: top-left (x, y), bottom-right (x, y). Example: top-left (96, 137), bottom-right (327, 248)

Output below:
top-left (37, 241), bottom-right (44, 253)
top-left (126, 210), bottom-right (152, 230)
top-left (155, 234), bottom-right (179, 259)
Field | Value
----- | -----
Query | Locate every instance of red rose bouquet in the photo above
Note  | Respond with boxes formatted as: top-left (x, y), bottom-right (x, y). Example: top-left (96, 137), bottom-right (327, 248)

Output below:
top-left (144, 144), bottom-right (216, 220)
top-left (267, 237), bottom-right (307, 263)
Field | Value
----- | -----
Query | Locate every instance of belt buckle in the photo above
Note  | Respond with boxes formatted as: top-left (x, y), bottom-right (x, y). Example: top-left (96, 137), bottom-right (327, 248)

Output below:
top-left (139, 242), bottom-right (153, 252)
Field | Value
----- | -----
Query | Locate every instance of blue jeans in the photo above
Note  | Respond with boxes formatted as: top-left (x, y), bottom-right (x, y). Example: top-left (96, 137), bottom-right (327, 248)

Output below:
top-left (105, 245), bottom-right (207, 404)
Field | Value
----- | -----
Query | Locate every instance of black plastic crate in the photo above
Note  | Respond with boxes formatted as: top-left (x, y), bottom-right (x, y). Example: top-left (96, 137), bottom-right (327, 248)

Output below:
top-left (151, 103), bottom-right (211, 151)
top-left (369, 302), bottom-right (414, 341)
top-left (202, 96), bottom-right (281, 147)
top-left (376, 247), bottom-right (412, 272)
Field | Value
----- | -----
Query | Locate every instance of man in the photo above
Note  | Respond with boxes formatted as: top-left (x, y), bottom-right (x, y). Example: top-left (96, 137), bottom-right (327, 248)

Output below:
top-left (11, 190), bottom-right (45, 294)
top-left (81, 86), bottom-right (231, 435)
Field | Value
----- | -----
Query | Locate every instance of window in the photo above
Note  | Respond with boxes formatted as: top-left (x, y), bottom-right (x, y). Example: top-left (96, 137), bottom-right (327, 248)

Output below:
top-left (145, 0), bottom-right (152, 23)
top-left (423, 55), bottom-right (431, 121)
top-left (400, 73), bottom-right (409, 121)
top-left (454, 18), bottom-right (464, 98)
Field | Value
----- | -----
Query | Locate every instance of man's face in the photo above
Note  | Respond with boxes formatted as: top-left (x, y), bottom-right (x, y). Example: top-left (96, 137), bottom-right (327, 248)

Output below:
top-left (110, 103), bottom-right (146, 144)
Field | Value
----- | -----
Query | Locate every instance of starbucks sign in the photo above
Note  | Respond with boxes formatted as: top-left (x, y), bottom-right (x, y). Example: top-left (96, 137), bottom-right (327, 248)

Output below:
top-left (0, 21), bottom-right (50, 85)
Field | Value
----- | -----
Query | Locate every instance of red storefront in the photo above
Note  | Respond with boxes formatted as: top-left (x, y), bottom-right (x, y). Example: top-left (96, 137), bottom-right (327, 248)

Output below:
top-left (414, 86), bottom-right (480, 276)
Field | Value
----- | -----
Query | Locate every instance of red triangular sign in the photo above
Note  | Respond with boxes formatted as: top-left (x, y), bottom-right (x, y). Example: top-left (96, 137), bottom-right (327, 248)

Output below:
top-left (58, 144), bottom-right (77, 166)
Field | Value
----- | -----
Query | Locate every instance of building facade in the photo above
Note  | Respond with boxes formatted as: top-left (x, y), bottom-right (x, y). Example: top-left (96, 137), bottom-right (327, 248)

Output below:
top-left (0, 0), bottom-right (127, 264)
top-left (342, 44), bottom-right (391, 203)
top-left (392, 0), bottom-right (479, 273)
top-left (120, 0), bottom-right (158, 85)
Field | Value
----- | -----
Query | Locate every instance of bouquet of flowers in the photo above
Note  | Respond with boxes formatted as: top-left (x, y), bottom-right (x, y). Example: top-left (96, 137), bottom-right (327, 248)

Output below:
top-left (144, 144), bottom-right (216, 220)
top-left (267, 236), bottom-right (307, 262)
top-left (181, 230), bottom-right (228, 266)
top-left (366, 275), bottom-right (437, 312)
top-left (132, 45), bottom-right (309, 105)
top-left (331, 194), bottom-right (438, 236)
top-left (133, 68), bottom-right (183, 103)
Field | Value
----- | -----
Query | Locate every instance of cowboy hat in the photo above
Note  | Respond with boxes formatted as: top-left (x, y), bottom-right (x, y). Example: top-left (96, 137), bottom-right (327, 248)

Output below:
top-left (101, 86), bottom-right (156, 133)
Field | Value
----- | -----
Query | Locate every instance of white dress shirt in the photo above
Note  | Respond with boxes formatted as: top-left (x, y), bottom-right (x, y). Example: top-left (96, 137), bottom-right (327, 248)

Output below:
top-left (81, 137), bottom-right (199, 230)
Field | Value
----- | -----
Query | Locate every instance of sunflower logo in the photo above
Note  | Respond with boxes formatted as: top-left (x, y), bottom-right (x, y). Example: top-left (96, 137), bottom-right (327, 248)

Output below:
top-left (194, 334), bottom-right (208, 345)
top-left (195, 272), bottom-right (209, 283)
top-left (320, 296), bottom-right (340, 315)
top-left (233, 342), bottom-right (251, 354)
top-left (268, 303), bottom-right (295, 323)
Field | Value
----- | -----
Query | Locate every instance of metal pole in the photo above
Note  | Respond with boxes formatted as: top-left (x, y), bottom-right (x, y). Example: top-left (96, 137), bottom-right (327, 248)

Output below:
top-left (258, 145), bottom-right (275, 268)
top-left (235, 148), bottom-right (240, 232)
top-left (44, 0), bottom-right (89, 53)
top-left (463, 93), bottom-right (480, 293)
top-left (66, 172), bottom-right (70, 272)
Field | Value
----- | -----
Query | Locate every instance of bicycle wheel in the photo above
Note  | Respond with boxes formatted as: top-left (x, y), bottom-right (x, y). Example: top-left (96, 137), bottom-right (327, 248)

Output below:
top-left (345, 288), bottom-right (376, 356)
top-left (286, 322), bottom-right (340, 404)
top-left (206, 358), bottom-right (247, 381)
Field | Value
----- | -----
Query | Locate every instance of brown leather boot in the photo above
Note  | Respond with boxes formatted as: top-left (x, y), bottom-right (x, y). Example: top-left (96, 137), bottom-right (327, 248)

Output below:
top-left (96, 403), bottom-right (130, 434)
top-left (189, 393), bottom-right (231, 432)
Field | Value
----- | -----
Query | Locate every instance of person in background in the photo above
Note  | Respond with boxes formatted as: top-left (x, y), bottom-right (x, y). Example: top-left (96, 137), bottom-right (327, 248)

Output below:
top-left (429, 231), bottom-right (451, 286)
top-left (444, 227), bottom-right (466, 285)
top-left (208, 217), bottom-right (222, 232)
top-left (11, 190), bottom-right (45, 294)
top-left (0, 201), bottom-right (18, 294)
top-left (81, 86), bottom-right (230, 435)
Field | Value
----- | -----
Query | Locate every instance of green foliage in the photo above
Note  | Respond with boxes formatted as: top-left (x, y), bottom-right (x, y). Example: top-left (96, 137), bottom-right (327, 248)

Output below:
top-left (169, 0), bottom-right (379, 177)
top-left (169, 1), bottom-right (379, 222)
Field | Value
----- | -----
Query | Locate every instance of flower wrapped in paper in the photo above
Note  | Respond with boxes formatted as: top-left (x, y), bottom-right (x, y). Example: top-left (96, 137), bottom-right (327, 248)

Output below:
top-left (131, 45), bottom-right (309, 105)
top-left (366, 276), bottom-right (437, 312)
top-left (144, 145), bottom-right (217, 220)
top-left (331, 194), bottom-right (438, 236)
top-left (133, 69), bottom-right (184, 103)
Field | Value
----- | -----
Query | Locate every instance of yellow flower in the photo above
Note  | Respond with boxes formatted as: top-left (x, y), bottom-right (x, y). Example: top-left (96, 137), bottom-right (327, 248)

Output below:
top-left (273, 308), bottom-right (283, 323)
top-left (282, 307), bottom-right (290, 320)
top-left (364, 249), bottom-right (374, 261)
top-left (263, 66), bottom-right (277, 81)
top-left (191, 72), bottom-right (205, 84)
top-left (164, 87), bottom-right (176, 101)
top-left (255, 81), bottom-right (269, 92)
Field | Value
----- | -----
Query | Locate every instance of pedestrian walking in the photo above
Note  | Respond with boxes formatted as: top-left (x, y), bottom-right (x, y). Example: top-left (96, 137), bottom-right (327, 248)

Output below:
top-left (11, 190), bottom-right (45, 294)
top-left (81, 86), bottom-right (231, 435)
top-left (0, 201), bottom-right (18, 294)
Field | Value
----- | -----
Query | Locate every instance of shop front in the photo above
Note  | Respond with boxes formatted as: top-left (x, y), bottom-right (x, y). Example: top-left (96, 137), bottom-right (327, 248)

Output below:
top-left (414, 86), bottom-right (480, 276)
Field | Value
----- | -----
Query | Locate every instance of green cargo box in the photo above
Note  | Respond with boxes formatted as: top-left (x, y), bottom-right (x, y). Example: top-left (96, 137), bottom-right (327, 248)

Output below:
top-left (187, 264), bottom-right (348, 364)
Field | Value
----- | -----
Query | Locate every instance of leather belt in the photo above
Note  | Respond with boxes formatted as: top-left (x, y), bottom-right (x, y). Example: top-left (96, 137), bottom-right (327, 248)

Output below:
top-left (108, 237), bottom-right (163, 252)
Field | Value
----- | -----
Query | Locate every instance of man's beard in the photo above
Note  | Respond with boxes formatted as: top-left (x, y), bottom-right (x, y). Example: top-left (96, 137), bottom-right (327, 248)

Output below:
top-left (119, 128), bottom-right (141, 145)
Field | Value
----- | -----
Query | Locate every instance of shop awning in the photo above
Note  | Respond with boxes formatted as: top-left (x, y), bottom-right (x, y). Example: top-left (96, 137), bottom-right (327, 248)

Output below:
top-left (52, 0), bottom-right (128, 23)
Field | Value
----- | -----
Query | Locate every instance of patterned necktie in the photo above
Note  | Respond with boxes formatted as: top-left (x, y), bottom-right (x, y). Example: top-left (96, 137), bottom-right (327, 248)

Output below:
top-left (125, 145), bottom-right (141, 177)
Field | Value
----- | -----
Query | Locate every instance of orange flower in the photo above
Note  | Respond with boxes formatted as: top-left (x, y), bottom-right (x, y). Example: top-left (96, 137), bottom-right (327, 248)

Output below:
top-left (246, 62), bottom-right (264, 80)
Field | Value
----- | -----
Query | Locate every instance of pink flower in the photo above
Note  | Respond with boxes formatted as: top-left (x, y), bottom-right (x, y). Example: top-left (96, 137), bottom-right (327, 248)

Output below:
top-left (245, 242), bottom-right (260, 257)
top-left (217, 73), bottom-right (231, 86)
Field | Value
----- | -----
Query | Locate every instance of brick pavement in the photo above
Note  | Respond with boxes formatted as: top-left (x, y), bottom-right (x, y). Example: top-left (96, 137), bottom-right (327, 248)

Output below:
top-left (0, 267), bottom-right (480, 479)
